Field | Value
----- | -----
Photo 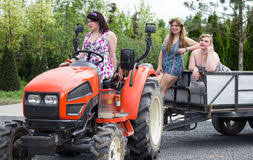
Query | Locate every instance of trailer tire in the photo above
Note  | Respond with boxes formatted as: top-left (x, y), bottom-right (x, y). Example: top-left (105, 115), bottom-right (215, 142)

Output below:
top-left (0, 121), bottom-right (31, 160)
top-left (91, 123), bottom-right (127, 160)
top-left (128, 78), bottom-right (163, 159)
top-left (212, 118), bottom-right (246, 136)
top-left (247, 120), bottom-right (253, 129)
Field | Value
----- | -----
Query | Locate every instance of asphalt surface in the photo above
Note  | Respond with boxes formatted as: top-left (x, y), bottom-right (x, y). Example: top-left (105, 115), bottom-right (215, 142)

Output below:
top-left (1, 104), bottom-right (253, 159)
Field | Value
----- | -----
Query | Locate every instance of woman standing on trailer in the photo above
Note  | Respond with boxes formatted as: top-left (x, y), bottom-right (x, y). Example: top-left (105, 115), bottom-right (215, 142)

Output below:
top-left (155, 17), bottom-right (199, 97)
top-left (60, 11), bottom-right (117, 80)
top-left (188, 34), bottom-right (231, 81)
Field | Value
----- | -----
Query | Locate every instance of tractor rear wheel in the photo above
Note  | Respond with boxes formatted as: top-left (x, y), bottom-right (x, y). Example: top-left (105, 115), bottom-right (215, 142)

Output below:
top-left (212, 118), bottom-right (246, 136)
top-left (128, 78), bottom-right (163, 159)
top-left (0, 121), bottom-right (31, 160)
top-left (91, 123), bottom-right (127, 160)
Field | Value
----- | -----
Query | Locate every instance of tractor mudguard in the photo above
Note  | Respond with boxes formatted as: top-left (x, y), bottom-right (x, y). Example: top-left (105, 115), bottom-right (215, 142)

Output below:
top-left (120, 65), bottom-right (156, 120)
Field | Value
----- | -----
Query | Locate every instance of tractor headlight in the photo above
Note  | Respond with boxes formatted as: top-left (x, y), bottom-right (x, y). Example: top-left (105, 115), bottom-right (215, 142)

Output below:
top-left (44, 95), bottom-right (58, 105)
top-left (27, 94), bottom-right (41, 104)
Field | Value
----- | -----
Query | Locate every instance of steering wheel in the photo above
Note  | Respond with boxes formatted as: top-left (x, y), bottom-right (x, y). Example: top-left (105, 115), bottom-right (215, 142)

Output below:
top-left (73, 50), bottom-right (104, 65)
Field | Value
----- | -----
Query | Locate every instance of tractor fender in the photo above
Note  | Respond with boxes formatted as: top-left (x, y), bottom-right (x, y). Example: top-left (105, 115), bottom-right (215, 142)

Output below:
top-left (120, 65), bottom-right (156, 120)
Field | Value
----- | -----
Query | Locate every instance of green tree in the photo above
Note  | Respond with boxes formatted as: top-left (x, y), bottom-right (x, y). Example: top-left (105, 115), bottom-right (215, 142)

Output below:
top-left (184, 14), bottom-right (203, 68)
top-left (27, 0), bottom-right (55, 57)
top-left (0, 0), bottom-right (26, 51)
top-left (205, 13), bottom-right (230, 66)
top-left (186, 14), bottom-right (202, 41)
top-left (134, 0), bottom-right (155, 39)
top-left (185, 0), bottom-right (253, 70)
top-left (18, 51), bottom-right (34, 82)
top-left (0, 47), bottom-right (20, 91)
top-left (244, 7), bottom-right (253, 70)
top-left (53, 0), bottom-right (86, 56)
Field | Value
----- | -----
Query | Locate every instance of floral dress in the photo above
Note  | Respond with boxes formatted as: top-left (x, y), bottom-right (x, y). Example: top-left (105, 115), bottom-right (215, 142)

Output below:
top-left (81, 31), bottom-right (114, 80)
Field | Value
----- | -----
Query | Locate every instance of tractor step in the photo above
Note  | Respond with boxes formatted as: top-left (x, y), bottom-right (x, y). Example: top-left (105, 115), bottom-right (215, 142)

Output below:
top-left (18, 135), bottom-right (57, 155)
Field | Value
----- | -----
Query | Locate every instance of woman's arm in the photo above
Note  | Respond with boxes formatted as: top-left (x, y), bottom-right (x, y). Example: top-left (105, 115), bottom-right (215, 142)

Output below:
top-left (156, 51), bottom-right (163, 74)
top-left (59, 53), bottom-right (83, 67)
top-left (108, 31), bottom-right (117, 72)
top-left (186, 37), bottom-right (199, 51)
top-left (205, 45), bottom-right (220, 72)
top-left (188, 51), bottom-right (196, 72)
top-left (178, 37), bottom-right (199, 54)
top-left (188, 50), bottom-right (200, 80)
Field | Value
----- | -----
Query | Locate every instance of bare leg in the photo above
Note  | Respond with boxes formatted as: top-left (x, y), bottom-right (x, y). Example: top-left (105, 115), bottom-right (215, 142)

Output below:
top-left (152, 73), bottom-right (164, 85)
top-left (160, 74), bottom-right (178, 97)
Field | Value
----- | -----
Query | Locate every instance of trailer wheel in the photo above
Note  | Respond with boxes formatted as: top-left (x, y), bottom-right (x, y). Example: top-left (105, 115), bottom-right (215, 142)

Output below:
top-left (91, 123), bottom-right (127, 160)
top-left (247, 120), bottom-right (253, 129)
top-left (128, 78), bottom-right (163, 159)
top-left (212, 118), bottom-right (246, 136)
top-left (0, 121), bottom-right (31, 160)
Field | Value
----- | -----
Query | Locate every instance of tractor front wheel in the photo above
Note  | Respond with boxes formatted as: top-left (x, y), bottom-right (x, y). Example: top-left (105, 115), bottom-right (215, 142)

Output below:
top-left (212, 118), bottom-right (246, 136)
top-left (91, 123), bottom-right (127, 160)
top-left (128, 78), bottom-right (164, 159)
top-left (0, 121), bottom-right (31, 160)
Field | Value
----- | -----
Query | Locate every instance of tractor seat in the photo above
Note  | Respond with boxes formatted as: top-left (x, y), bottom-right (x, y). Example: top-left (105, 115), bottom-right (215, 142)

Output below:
top-left (102, 78), bottom-right (113, 89)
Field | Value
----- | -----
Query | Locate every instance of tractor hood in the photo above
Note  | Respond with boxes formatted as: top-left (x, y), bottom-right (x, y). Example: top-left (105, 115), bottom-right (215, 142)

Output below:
top-left (24, 67), bottom-right (98, 93)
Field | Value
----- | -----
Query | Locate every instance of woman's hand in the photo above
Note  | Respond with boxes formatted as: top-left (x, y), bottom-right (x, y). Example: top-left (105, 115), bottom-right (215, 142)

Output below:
top-left (178, 48), bottom-right (187, 55)
top-left (192, 67), bottom-right (200, 80)
top-left (156, 66), bottom-right (163, 75)
top-left (59, 62), bottom-right (70, 67)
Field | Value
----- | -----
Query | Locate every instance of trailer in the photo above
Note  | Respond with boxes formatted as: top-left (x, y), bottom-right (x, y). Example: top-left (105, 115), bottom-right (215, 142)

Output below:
top-left (163, 71), bottom-right (253, 135)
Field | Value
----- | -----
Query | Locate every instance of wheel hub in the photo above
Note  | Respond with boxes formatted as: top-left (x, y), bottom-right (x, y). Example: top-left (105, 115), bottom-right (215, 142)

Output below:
top-left (108, 136), bottom-right (122, 160)
top-left (150, 95), bottom-right (162, 146)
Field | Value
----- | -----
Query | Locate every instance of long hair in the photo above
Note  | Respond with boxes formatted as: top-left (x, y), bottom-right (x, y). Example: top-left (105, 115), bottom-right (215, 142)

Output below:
top-left (87, 11), bottom-right (109, 33)
top-left (165, 18), bottom-right (187, 53)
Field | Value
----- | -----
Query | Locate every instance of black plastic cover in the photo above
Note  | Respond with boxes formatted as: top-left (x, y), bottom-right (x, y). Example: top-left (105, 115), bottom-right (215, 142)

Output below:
top-left (120, 49), bottom-right (135, 71)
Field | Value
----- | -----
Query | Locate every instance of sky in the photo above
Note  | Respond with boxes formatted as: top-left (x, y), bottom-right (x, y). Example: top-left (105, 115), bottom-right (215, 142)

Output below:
top-left (108, 0), bottom-right (252, 23)
top-left (110, 0), bottom-right (197, 23)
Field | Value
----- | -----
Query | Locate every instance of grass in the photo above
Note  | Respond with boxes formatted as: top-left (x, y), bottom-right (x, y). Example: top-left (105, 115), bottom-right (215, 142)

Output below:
top-left (0, 81), bottom-right (27, 105)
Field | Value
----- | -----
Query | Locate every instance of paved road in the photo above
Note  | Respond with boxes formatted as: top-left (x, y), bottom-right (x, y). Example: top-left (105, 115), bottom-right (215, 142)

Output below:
top-left (1, 104), bottom-right (253, 160)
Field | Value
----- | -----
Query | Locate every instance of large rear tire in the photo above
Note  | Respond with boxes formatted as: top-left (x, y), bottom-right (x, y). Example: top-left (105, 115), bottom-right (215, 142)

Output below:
top-left (128, 78), bottom-right (163, 159)
top-left (92, 123), bottom-right (127, 160)
top-left (0, 121), bottom-right (31, 160)
top-left (248, 120), bottom-right (253, 129)
top-left (212, 118), bottom-right (246, 136)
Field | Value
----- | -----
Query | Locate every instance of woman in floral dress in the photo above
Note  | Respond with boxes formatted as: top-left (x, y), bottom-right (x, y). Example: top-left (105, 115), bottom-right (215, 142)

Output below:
top-left (60, 11), bottom-right (117, 80)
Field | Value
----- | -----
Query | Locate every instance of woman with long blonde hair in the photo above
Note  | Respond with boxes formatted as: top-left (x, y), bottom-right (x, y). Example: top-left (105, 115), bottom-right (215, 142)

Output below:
top-left (155, 17), bottom-right (199, 97)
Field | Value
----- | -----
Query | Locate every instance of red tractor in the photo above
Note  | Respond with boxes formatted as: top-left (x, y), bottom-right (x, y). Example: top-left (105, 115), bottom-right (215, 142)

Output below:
top-left (0, 23), bottom-right (163, 160)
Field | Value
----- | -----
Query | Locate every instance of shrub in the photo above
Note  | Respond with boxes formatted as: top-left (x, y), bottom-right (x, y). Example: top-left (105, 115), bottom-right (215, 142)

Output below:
top-left (0, 47), bottom-right (20, 91)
